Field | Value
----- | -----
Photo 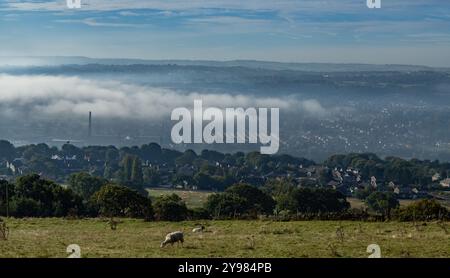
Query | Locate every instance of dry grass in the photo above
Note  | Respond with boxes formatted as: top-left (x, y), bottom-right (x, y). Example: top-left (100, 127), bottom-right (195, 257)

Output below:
top-left (0, 218), bottom-right (449, 258)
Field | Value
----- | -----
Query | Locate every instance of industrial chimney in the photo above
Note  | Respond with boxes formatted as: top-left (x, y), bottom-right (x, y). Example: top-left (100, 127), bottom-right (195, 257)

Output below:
top-left (88, 111), bottom-right (92, 138)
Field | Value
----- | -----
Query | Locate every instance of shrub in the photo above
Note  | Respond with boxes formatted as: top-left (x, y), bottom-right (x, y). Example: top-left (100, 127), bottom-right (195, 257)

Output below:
top-left (67, 172), bottom-right (107, 200)
top-left (91, 184), bottom-right (153, 220)
top-left (225, 183), bottom-right (276, 215)
top-left (204, 192), bottom-right (247, 218)
top-left (204, 184), bottom-right (276, 219)
top-left (394, 199), bottom-right (448, 221)
top-left (153, 194), bottom-right (188, 221)
top-left (365, 191), bottom-right (399, 219)
top-left (11, 197), bottom-right (41, 217)
top-left (276, 188), bottom-right (350, 214)
top-left (11, 174), bottom-right (84, 217)
top-left (189, 207), bottom-right (211, 220)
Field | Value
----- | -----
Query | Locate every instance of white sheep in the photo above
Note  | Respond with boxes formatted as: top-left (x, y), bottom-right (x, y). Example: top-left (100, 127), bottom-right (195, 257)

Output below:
top-left (192, 225), bottom-right (205, 233)
top-left (160, 231), bottom-right (184, 248)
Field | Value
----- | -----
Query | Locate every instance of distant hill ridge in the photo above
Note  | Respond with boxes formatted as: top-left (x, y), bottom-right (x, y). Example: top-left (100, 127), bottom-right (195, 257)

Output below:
top-left (1, 56), bottom-right (447, 72)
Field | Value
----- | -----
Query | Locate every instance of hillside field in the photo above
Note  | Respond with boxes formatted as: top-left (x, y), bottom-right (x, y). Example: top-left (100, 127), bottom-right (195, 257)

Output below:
top-left (0, 218), bottom-right (449, 258)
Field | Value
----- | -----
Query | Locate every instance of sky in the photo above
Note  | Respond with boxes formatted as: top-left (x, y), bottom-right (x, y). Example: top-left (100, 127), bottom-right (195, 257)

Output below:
top-left (0, 0), bottom-right (450, 66)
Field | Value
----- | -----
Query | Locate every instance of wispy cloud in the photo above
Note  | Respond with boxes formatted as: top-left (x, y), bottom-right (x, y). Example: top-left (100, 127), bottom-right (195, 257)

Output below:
top-left (2, 0), bottom-right (446, 13)
top-left (55, 17), bottom-right (148, 27)
top-left (118, 11), bottom-right (139, 17)
top-left (188, 16), bottom-right (270, 25)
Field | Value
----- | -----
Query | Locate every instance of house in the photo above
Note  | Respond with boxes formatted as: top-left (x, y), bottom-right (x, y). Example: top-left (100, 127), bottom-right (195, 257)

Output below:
top-left (393, 186), bottom-right (428, 199)
top-left (327, 180), bottom-right (341, 189)
top-left (332, 170), bottom-right (343, 182)
top-left (51, 154), bottom-right (64, 161)
top-left (440, 178), bottom-right (450, 188)
top-left (6, 158), bottom-right (27, 175)
top-left (65, 155), bottom-right (77, 161)
top-left (432, 173), bottom-right (441, 182)
top-left (370, 176), bottom-right (377, 188)
top-left (297, 168), bottom-right (310, 177)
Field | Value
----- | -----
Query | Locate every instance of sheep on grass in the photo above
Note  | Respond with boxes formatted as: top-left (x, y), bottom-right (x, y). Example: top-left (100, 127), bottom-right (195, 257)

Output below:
top-left (192, 225), bottom-right (205, 233)
top-left (161, 231), bottom-right (184, 248)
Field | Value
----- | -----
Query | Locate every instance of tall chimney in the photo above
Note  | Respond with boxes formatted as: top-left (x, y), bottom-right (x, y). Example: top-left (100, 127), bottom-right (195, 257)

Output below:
top-left (88, 111), bottom-right (92, 138)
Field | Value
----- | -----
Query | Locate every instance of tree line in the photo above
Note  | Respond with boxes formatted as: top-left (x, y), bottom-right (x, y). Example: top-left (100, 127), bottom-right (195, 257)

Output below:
top-left (1, 173), bottom-right (448, 221)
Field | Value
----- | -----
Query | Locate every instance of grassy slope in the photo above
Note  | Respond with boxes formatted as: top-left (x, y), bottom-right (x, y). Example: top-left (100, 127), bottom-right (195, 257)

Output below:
top-left (0, 218), bottom-right (449, 258)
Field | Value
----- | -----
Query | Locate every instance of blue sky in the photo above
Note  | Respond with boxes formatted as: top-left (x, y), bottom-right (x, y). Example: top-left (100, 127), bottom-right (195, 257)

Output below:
top-left (1, 0), bottom-right (450, 66)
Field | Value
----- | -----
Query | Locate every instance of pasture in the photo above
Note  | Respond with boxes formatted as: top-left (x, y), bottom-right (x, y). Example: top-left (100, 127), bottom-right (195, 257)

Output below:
top-left (0, 218), bottom-right (449, 258)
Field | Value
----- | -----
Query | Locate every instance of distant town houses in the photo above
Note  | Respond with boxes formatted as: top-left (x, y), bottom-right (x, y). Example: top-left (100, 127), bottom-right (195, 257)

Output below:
top-left (391, 186), bottom-right (428, 199)
top-left (51, 154), bottom-right (78, 162)
top-left (6, 158), bottom-right (27, 175)
top-left (1, 140), bottom-right (450, 199)
top-left (440, 178), bottom-right (450, 188)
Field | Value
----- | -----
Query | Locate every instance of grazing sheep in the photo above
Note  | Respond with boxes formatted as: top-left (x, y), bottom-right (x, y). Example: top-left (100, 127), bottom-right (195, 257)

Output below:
top-left (192, 225), bottom-right (205, 233)
top-left (160, 231), bottom-right (184, 248)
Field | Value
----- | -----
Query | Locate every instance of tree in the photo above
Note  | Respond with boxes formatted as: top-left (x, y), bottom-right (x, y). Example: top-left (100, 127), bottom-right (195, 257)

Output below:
top-left (0, 180), bottom-right (12, 217)
top-left (194, 172), bottom-right (223, 190)
top-left (0, 140), bottom-right (16, 162)
top-left (200, 150), bottom-right (225, 162)
top-left (120, 155), bottom-right (134, 182)
top-left (61, 144), bottom-right (82, 158)
top-left (140, 143), bottom-right (162, 163)
top-left (68, 172), bottom-right (107, 200)
top-left (275, 187), bottom-right (350, 214)
top-left (143, 168), bottom-right (161, 187)
top-left (175, 150), bottom-right (197, 166)
top-left (153, 194), bottom-right (188, 221)
top-left (204, 192), bottom-right (247, 218)
top-left (365, 191), bottom-right (399, 220)
top-left (204, 184), bottom-right (275, 218)
top-left (355, 186), bottom-right (376, 200)
top-left (91, 184), bottom-right (153, 220)
top-left (12, 174), bottom-right (84, 217)
top-left (103, 164), bottom-right (113, 180)
top-left (263, 179), bottom-right (297, 196)
top-left (395, 199), bottom-right (448, 221)
top-left (225, 183), bottom-right (275, 215)
top-left (131, 157), bottom-right (143, 185)
top-left (105, 147), bottom-right (119, 162)
top-left (317, 168), bottom-right (333, 186)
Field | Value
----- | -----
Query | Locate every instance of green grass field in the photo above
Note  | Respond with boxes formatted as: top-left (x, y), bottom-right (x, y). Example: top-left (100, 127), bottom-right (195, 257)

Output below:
top-left (1, 218), bottom-right (449, 258)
